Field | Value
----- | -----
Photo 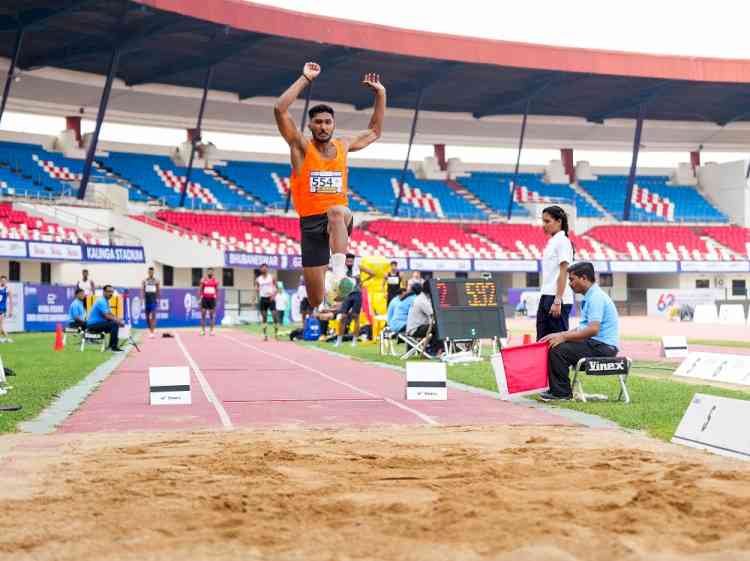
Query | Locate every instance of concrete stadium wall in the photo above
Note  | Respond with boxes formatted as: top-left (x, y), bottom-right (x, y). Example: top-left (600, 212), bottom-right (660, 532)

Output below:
top-left (697, 160), bottom-right (750, 226)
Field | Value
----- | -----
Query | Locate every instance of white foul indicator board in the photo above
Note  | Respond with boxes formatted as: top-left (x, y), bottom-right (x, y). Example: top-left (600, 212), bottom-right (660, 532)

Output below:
top-left (672, 393), bottom-right (750, 461)
top-left (149, 366), bottom-right (191, 405)
top-left (405, 362), bottom-right (447, 400)
top-left (661, 336), bottom-right (688, 359)
top-left (674, 352), bottom-right (750, 386)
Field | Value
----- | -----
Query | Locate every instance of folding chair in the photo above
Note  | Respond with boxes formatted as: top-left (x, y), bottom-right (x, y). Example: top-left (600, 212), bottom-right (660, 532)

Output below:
top-left (80, 330), bottom-right (107, 352)
top-left (572, 356), bottom-right (632, 404)
top-left (398, 323), bottom-right (435, 360)
top-left (379, 326), bottom-right (398, 356)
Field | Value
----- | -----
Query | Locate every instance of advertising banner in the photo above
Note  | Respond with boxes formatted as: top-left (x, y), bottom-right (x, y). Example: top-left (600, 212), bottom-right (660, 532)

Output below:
top-left (83, 245), bottom-right (146, 263)
top-left (23, 284), bottom-right (77, 332)
top-left (128, 288), bottom-right (225, 329)
top-left (646, 288), bottom-right (723, 317)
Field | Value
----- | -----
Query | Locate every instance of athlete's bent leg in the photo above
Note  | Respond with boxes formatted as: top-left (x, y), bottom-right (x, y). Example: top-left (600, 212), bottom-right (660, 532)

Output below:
top-left (327, 205), bottom-right (352, 277)
top-left (303, 265), bottom-right (327, 309)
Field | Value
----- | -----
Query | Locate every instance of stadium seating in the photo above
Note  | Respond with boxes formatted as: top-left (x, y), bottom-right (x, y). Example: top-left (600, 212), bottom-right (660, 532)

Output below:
top-left (466, 223), bottom-right (613, 260)
top-left (579, 175), bottom-right (727, 222)
top-left (0, 141), bottom-right (76, 197)
top-left (584, 225), bottom-right (728, 260)
top-left (0, 202), bottom-right (107, 244)
top-left (103, 152), bottom-right (264, 211)
top-left (153, 210), bottom-right (299, 253)
top-left (700, 226), bottom-right (750, 258)
top-left (364, 220), bottom-right (506, 259)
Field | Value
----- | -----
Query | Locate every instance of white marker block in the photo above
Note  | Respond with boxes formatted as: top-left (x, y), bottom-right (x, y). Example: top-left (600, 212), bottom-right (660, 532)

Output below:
top-left (406, 362), bottom-right (447, 400)
top-left (662, 335), bottom-right (688, 358)
top-left (149, 366), bottom-right (191, 405)
top-left (672, 393), bottom-right (750, 461)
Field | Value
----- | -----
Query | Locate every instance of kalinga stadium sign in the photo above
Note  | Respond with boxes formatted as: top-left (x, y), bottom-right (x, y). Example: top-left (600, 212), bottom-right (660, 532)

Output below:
top-left (84, 245), bottom-right (146, 263)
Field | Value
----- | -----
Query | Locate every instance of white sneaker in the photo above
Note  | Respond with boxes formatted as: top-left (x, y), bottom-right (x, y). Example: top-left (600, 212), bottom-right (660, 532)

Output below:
top-left (324, 271), bottom-right (344, 306)
top-left (5, 338), bottom-right (13, 343)
top-left (209, 329), bottom-right (216, 336)
top-left (0, 338), bottom-right (6, 343)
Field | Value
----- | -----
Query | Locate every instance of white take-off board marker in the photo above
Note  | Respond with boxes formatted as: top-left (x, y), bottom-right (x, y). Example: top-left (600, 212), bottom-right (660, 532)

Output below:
top-left (149, 366), bottom-right (191, 405)
top-left (405, 362), bottom-right (447, 400)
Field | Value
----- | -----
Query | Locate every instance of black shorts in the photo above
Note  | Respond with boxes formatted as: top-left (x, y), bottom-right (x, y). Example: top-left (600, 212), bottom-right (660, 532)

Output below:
top-left (201, 297), bottom-right (216, 310)
top-left (300, 297), bottom-right (313, 314)
top-left (300, 212), bottom-right (353, 268)
top-left (259, 296), bottom-right (276, 315)
top-left (340, 290), bottom-right (362, 316)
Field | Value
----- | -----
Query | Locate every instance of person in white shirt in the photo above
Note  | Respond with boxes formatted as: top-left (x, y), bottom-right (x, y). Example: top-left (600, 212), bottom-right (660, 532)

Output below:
top-left (255, 264), bottom-right (277, 341)
top-left (77, 269), bottom-right (95, 310)
top-left (537, 205), bottom-right (574, 340)
top-left (274, 281), bottom-right (290, 326)
top-left (406, 281), bottom-right (441, 354)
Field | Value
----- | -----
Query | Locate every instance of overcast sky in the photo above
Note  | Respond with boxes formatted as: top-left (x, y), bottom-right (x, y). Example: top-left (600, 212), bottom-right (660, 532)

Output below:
top-left (3, 0), bottom-right (750, 165)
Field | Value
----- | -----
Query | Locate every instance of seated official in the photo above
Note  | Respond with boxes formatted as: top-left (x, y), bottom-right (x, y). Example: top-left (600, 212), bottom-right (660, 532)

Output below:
top-left (87, 285), bottom-right (125, 352)
top-left (388, 285), bottom-right (417, 335)
top-left (539, 261), bottom-right (620, 401)
top-left (405, 282), bottom-right (442, 354)
top-left (386, 287), bottom-right (407, 327)
top-left (68, 288), bottom-right (87, 330)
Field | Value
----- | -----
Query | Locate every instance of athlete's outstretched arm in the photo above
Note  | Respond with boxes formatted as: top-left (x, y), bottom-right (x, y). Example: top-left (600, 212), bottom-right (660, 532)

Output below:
top-left (348, 73), bottom-right (386, 152)
top-left (273, 62), bottom-right (319, 149)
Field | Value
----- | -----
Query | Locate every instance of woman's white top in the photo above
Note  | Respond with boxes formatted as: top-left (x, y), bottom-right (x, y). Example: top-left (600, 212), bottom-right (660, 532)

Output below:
top-left (540, 230), bottom-right (574, 304)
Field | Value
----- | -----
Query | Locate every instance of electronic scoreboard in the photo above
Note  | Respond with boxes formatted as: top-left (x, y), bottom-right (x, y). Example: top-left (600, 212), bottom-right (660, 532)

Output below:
top-left (429, 278), bottom-right (507, 340)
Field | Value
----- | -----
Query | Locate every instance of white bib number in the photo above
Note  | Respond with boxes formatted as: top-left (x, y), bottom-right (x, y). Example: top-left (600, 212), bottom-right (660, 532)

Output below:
top-left (309, 171), bottom-right (343, 194)
top-left (145, 284), bottom-right (157, 293)
top-left (204, 286), bottom-right (216, 296)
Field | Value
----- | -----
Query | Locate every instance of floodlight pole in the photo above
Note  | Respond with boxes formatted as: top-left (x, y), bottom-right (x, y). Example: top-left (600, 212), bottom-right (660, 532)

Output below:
top-left (0, 27), bottom-right (25, 126)
top-left (179, 66), bottom-right (214, 208)
top-left (284, 82), bottom-right (313, 213)
top-left (393, 87), bottom-right (423, 217)
top-left (623, 102), bottom-right (645, 221)
top-left (78, 45), bottom-right (121, 200)
top-left (506, 99), bottom-right (531, 221)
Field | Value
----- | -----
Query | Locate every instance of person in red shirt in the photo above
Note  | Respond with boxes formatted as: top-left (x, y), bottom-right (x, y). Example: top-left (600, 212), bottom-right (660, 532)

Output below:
top-left (198, 268), bottom-right (220, 336)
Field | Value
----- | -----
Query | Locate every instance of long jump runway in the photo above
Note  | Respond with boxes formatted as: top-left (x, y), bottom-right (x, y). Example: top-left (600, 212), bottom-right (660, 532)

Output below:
top-left (60, 329), bottom-right (572, 433)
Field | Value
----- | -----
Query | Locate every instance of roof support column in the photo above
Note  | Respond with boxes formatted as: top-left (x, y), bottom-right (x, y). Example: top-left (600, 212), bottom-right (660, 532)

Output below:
top-left (77, 44), bottom-right (121, 200)
top-left (623, 103), bottom-right (645, 221)
top-left (506, 99), bottom-right (530, 221)
top-left (179, 65), bottom-right (214, 208)
top-left (393, 87), bottom-right (423, 217)
top-left (560, 147), bottom-right (575, 182)
top-left (284, 81), bottom-right (314, 213)
top-left (0, 26), bottom-right (25, 126)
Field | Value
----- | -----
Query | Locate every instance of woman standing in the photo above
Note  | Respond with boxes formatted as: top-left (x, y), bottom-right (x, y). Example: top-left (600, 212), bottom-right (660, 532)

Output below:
top-left (537, 205), bottom-right (574, 340)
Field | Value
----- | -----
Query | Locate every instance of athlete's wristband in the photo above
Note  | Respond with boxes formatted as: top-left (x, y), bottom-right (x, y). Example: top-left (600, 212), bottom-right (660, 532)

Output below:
top-left (303, 74), bottom-right (312, 83)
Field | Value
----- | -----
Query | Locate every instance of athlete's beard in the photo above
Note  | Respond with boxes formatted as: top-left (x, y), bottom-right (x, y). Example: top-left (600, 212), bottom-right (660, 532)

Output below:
top-left (313, 129), bottom-right (333, 142)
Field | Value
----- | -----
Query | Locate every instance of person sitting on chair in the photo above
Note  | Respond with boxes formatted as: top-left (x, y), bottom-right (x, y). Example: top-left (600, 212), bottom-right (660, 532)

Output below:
top-left (387, 287), bottom-right (406, 326)
top-left (405, 281), bottom-right (441, 354)
top-left (538, 261), bottom-right (620, 401)
top-left (87, 285), bottom-right (125, 352)
top-left (388, 284), bottom-right (418, 336)
top-left (68, 288), bottom-right (87, 330)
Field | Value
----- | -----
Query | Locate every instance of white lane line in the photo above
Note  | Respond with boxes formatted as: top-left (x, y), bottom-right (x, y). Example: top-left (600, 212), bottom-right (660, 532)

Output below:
top-left (175, 332), bottom-right (233, 430)
top-left (222, 333), bottom-right (439, 426)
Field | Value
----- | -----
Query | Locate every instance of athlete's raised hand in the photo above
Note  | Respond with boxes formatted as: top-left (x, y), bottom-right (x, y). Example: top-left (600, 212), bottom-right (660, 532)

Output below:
top-left (303, 62), bottom-right (321, 82)
top-left (362, 72), bottom-right (385, 93)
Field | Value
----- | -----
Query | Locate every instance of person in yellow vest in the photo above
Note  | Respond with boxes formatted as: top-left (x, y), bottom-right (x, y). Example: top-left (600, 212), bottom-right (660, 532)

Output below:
top-left (274, 61), bottom-right (386, 308)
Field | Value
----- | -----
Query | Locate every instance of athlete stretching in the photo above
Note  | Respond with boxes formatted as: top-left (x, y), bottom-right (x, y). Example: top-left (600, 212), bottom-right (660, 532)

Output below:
top-left (274, 62), bottom-right (386, 308)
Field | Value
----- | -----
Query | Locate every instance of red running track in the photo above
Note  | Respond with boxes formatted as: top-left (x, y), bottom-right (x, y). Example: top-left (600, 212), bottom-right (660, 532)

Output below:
top-left (60, 329), bottom-right (572, 433)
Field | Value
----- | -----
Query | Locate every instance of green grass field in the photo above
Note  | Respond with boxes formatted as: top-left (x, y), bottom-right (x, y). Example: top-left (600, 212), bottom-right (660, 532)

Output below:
top-left (241, 324), bottom-right (750, 441)
top-left (0, 333), bottom-right (113, 433)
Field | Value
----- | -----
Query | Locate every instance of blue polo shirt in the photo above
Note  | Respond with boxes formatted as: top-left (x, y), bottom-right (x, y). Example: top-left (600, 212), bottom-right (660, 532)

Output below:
top-left (69, 299), bottom-right (86, 322)
top-left (88, 296), bottom-right (112, 325)
top-left (389, 294), bottom-right (415, 333)
top-left (386, 294), bottom-right (401, 325)
top-left (579, 283), bottom-right (619, 349)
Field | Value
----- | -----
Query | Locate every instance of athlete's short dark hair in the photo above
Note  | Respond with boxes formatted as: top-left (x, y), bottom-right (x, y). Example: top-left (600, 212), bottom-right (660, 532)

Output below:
top-left (308, 104), bottom-right (334, 120)
top-left (568, 262), bottom-right (596, 283)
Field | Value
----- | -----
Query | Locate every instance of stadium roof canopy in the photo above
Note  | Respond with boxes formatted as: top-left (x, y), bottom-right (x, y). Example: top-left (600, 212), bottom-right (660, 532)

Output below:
top-left (2, 0), bottom-right (750, 150)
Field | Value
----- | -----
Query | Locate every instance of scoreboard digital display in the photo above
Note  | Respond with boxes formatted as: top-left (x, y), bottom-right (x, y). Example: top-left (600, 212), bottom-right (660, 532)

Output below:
top-left (430, 278), bottom-right (507, 340)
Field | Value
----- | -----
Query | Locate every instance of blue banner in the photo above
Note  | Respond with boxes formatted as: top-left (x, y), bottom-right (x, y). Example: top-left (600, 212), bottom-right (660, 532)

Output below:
top-left (127, 288), bottom-right (225, 329)
top-left (225, 251), bottom-right (301, 269)
top-left (23, 284), bottom-right (77, 332)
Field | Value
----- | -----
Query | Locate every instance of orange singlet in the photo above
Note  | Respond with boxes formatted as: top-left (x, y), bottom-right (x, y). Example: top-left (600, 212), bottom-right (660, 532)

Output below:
top-left (290, 139), bottom-right (348, 217)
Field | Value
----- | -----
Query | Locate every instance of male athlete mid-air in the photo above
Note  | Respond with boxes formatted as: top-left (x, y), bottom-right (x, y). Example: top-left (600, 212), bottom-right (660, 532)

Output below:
top-left (274, 62), bottom-right (386, 307)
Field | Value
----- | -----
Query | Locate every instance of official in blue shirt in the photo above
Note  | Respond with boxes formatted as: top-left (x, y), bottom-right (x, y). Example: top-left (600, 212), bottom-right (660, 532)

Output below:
top-left (68, 288), bottom-right (87, 330)
top-left (87, 285), bottom-right (125, 352)
top-left (389, 289), bottom-right (417, 334)
top-left (539, 261), bottom-right (620, 400)
top-left (386, 287), bottom-right (406, 326)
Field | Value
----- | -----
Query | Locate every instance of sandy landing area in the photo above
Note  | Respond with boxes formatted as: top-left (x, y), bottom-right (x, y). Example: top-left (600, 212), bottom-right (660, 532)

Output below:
top-left (1, 425), bottom-right (750, 561)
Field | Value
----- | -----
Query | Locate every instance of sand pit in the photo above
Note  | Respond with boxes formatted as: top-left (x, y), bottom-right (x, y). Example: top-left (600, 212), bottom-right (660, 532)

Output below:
top-left (1, 426), bottom-right (750, 561)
